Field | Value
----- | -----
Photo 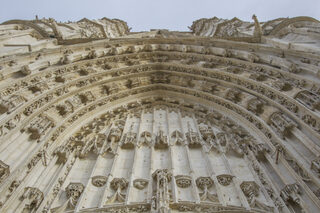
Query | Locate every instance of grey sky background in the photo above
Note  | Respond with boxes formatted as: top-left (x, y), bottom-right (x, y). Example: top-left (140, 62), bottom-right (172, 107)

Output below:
top-left (1, 0), bottom-right (320, 32)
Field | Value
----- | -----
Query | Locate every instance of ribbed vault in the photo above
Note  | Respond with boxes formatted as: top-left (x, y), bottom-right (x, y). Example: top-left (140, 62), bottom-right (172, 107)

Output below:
top-left (0, 22), bottom-right (320, 213)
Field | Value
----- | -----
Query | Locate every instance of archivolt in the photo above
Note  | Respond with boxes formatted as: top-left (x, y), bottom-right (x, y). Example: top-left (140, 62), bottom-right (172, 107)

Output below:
top-left (1, 38), bottom-right (320, 212)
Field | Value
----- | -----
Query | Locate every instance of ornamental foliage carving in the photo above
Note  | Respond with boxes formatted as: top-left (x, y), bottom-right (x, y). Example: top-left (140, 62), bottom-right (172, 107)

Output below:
top-left (0, 14), bottom-right (320, 213)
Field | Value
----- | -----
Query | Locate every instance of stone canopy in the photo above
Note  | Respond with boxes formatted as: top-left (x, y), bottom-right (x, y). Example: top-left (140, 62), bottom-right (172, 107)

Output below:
top-left (0, 15), bottom-right (320, 213)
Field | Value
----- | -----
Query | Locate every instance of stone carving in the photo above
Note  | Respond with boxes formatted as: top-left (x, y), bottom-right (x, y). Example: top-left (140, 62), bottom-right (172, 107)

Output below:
top-left (170, 130), bottom-right (184, 146)
top-left (66, 182), bottom-right (84, 207)
top-left (77, 91), bottom-right (95, 105)
top-left (133, 178), bottom-right (149, 190)
top-left (216, 174), bottom-right (234, 186)
top-left (280, 183), bottom-right (301, 206)
top-left (152, 169), bottom-right (172, 212)
top-left (21, 187), bottom-right (43, 211)
top-left (80, 133), bottom-right (106, 157)
top-left (139, 131), bottom-right (152, 147)
top-left (196, 177), bottom-right (218, 202)
top-left (108, 120), bottom-right (125, 143)
top-left (240, 181), bottom-right (259, 204)
top-left (28, 82), bottom-right (49, 93)
top-left (186, 123), bottom-right (201, 148)
top-left (295, 90), bottom-right (320, 111)
top-left (0, 160), bottom-right (10, 184)
top-left (311, 158), bottom-right (320, 175)
top-left (247, 98), bottom-right (264, 115)
top-left (1, 15), bottom-right (320, 213)
top-left (175, 175), bottom-right (192, 188)
top-left (0, 95), bottom-right (26, 114)
top-left (107, 178), bottom-right (128, 203)
top-left (155, 129), bottom-right (169, 149)
top-left (26, 115), bottom-right (55, 141)
top-left (53, 145), bottom-right (70, 164)
top-left (240, 181), bottom-right (272, 211)
top-left (225, 88), bottom-right (242, 103)
top-left (199, 125), bottom-right (218, 150)
top-left (269, 112), bottom-right (297, 138)
top-left (251, 143), bottom-right (269, 160)
top-left (120, 125), bottom-right (137, 149)
top-left (92, 175), bottom-right (108, 187)
top-left (56, 100), bottom-right (75, 116)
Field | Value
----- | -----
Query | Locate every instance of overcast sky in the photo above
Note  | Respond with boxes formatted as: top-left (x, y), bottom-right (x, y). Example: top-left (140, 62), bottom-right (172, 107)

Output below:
top-left (1, 0), bottom-right (319, 32)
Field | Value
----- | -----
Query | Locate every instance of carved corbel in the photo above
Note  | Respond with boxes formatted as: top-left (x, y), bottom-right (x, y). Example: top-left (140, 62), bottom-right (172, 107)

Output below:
top-left (92, 175), bottom-right (107, 187)
top-left (216, 174), bottom-right (234, 186)
top-left (175, 175), bottom-right (192, 188)
top-left (133, 178), bottom-right (149, 190)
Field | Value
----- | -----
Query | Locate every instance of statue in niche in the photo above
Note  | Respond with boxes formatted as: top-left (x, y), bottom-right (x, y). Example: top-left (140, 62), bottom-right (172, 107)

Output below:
top-left (80, 133), bottom-right (106, 158)
top-left (120, 124), bottom-right (137, 149)
top-left (108, 120), bottom-right (125, 144)
top-left (240, 181), bottom-right (273, 211)
top-left (199, 124), bottom-right (218, 150)
top-left (21, 187), bottom-right (44, 212)
top-left (170, 130), bottom-right (184, 146)
top-left (269, 112), bottom-right (297, 139)
top-left (65, 182), bottom-right (84, 208)
top-left (186, 122), bottom-right (202, 148)
top-left (139, 131), bottom-right (152, 147)
top-left (152, 169), bottom-right (172, 212)
top-left (155, 128), bottom-right (169, 149)
top-left (107, 178), bottom-right (128, 203)
top-left (196, 177), bottom-right (219, 202)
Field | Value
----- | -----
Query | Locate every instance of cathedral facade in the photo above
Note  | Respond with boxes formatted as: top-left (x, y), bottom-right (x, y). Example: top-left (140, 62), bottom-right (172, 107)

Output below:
top-left (0, 15), bottom-right (320, 213)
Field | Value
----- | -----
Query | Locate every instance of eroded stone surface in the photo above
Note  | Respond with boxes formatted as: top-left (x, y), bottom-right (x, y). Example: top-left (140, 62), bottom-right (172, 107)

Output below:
top-left (0, 15), bottom-right (320, 213)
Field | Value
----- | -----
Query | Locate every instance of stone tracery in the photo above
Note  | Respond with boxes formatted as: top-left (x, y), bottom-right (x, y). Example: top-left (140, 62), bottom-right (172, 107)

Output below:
top-left (0, 15), bottom-right (319, 213)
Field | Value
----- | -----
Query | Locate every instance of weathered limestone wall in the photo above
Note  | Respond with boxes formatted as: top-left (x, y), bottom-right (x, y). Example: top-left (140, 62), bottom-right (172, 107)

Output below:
top-left (0, 15), bottom-right (320, 213)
